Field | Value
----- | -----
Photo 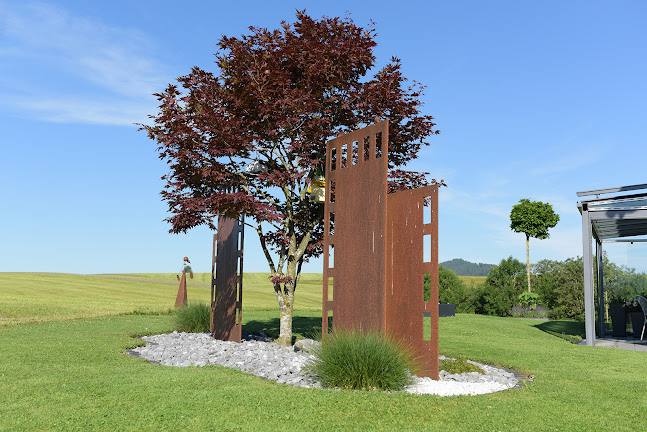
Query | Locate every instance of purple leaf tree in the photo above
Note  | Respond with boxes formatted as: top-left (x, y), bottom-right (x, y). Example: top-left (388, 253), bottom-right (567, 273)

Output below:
top-left (141, 11), bottom-right (440, 345)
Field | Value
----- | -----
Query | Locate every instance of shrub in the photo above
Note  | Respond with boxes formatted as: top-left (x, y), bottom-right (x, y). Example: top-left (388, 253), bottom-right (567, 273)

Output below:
top-left (533, 254), bottom-right (647, 320)
top-left (424, 265), bottom-right (472, 312)
top-left (474, 257), bottom-right (526, 316)
top-left (439, 358), bottom-right (484, 375)
top-left (174, 302), bottom-right (211, 333)
top-left (517, 292), bottom-right (539, 309)
top-left (533, 258), bottom-right (584, 320)
top-left (306, 329), bottom-right (418, 391)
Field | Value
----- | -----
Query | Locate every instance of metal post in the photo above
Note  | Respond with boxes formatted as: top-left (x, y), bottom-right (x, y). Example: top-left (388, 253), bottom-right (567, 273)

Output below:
top-left (596, 240), bottom-right (605, 337)
top-left (582, 207), bottom-right (596, 346)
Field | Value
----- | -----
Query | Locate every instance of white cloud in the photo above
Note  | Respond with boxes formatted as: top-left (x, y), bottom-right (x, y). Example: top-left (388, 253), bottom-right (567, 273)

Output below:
top-left (0, 2), bottom-right (171, 125)
top-left (529, 132), bottom-right (604, 178)
top-left (11, 95), bottom-right (154, 126)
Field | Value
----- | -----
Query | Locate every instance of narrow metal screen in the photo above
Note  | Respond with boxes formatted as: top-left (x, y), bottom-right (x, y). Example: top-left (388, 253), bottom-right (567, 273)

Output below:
top-left (211, 215), bottom-right (244, 342)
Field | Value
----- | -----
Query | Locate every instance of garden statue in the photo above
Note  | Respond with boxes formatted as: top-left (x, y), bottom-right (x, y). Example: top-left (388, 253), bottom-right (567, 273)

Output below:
top-left (174, 256), bottom-right (193, 308)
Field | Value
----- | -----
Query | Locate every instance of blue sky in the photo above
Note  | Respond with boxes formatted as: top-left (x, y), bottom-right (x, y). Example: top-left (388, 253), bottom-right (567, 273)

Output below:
top-left (1, 0), bottom-right (646, 274)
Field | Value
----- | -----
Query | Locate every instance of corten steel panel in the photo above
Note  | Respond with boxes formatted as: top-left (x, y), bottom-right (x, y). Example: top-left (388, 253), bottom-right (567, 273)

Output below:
top-left (386, 186), bottom-right (439, 379)
top-left (211, 215), bottom-right (244, 342)
top-left (323, 120), bottom-right (389, 334)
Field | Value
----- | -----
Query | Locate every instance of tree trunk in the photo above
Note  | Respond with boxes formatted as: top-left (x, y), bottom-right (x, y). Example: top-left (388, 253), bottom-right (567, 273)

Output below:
top-left (275, 258), bottom-right (298, 346)
top-left (526, 235), bottom-right (531, 293)
top-left (275, 281), bottom-right (295, 346)
top-left (278, 301), bottom-right (294, 346)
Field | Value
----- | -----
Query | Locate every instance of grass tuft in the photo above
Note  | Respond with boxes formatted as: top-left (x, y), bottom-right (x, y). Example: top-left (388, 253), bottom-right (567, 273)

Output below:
top-left (174, 302), bottom-right (211, 333)
top-left (130, 307), bottom-right (174, 316)
top-left (440, 357), bottom-right (484, 374)
top-left (306, 329), bottom-right (417, 391)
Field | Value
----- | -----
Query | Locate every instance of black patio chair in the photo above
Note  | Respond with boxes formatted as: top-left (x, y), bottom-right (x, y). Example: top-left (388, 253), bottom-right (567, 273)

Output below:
top-left (635, 295), bottom-right (647, 340)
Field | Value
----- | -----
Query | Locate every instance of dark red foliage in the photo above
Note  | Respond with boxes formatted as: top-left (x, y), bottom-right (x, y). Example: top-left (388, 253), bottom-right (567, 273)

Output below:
top-left (141, 10), bottom-right (439, 272)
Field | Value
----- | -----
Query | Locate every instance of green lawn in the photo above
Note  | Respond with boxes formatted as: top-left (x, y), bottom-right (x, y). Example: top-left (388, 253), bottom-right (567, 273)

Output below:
top-left (457, 275), bottom-right (486, 286)
top-left (1, 273), bottom-right (646, 431)
top-left (458, 275), bottom-right (486, 295)
top-left (0, 272), bottom-right (323, 325)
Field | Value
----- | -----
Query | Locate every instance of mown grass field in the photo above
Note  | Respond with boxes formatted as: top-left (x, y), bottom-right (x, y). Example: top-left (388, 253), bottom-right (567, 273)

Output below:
top-left (457, 275), bottom-right (486, 303)
top-left (1, 272), bottom-right (646, 431)
top-left (0, 272), bottom-right (323, 325)
top-left (458, 275), bottom-right (486, 287)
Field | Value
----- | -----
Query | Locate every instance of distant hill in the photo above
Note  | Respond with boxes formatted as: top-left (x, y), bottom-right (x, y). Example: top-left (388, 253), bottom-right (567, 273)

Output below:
top-left (440, 258), bottom-right (495, 276)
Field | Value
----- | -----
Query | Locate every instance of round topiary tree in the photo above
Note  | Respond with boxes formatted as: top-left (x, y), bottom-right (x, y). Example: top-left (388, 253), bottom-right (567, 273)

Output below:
top-left (510, 199), bottom-right (560, 293)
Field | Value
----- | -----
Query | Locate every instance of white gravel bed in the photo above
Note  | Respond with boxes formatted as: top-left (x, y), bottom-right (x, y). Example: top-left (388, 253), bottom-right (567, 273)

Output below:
top-left (129, 331), bottom-right (520, 397)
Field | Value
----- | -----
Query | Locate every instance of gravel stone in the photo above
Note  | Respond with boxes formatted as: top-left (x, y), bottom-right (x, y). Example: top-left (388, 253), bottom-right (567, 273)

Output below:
top-left (129, 332), bottom-right (520, 396)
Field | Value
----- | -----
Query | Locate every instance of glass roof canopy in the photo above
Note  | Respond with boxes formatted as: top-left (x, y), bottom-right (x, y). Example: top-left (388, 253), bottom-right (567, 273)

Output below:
top-left (577, 183), bottom-right (647, 346)
top-left (578, 185), bottom-right (647, 241)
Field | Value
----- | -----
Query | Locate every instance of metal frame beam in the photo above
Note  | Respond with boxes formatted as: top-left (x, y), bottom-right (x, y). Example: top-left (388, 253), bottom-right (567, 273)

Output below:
top-left (587, 210), bottom-right (647, 221)
top-left (577, 184), bottom-right (647, 197)
top-left (582, 206), bottom-right (596, 346)
top-left (596, 240), bottom-right (605, 338)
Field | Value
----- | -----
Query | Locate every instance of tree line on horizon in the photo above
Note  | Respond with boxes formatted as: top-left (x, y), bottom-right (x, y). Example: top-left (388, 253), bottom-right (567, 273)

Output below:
top-left (437, 254), bottom-right (647, 321)
top-left (440, 258), bottom-right (494, 276)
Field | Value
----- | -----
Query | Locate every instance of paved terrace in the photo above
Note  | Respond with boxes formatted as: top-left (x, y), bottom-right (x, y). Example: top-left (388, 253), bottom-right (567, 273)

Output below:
top-left (577, 336), bottom-right (647, 352)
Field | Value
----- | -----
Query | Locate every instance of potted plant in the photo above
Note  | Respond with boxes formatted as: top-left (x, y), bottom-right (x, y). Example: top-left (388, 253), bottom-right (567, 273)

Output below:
top-left (608, 278), bottom-right (629, 337)
top-left (624, 299), bottom-right (645, 339)
top-left (609, 301), bottom-right (627, 337)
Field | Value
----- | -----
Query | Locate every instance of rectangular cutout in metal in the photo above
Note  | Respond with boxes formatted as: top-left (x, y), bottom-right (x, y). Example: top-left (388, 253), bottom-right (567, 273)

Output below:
top-left (328, 244), bottom-right (334, 268)
top-left (327, 277), bottom-right (333, 301)
top-left (424, 199), bottom-right (431, 224)
top-left (329, 212), bottom-right (335, 235)
top-left (423, 273), bottom-right (431, 301)
top-left (331, 147), bottom-right (337, 171)
top-left (363, 136), bottom-right (370, 161)
top-left (375, 132), bottom-right (383, 158)
top-left (341, 143), bottom-right (347, 168)
top-left (330, 180), bottom-right (335, 203)
top-left (423, 314), bottom-right (431, 341)
top-left (423, 234), bottom-right (431, 262)
top-left (352, 140), bottom-right (359, 165)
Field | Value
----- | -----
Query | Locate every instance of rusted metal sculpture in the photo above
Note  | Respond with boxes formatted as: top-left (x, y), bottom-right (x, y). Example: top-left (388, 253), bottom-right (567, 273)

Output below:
top-left (386, 186), bottom-right (439, 378)
top-left (174, 257), bottom-right (193, 308)
top-left (210, 215), bottom-right (245, 342)
top-left (322, 120), bottom-right (440, 379)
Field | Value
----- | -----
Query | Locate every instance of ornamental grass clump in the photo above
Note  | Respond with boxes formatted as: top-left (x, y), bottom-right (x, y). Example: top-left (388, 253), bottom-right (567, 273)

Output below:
top-left (174, 302), bottom-right (211, 333)
top-left (440, 358), bottom-right (484, 375)
top-left (306, 329), bottom-right (418, 391)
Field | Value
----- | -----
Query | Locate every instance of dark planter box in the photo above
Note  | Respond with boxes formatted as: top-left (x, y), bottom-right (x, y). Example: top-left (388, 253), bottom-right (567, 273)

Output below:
top-left (609, 302), bottom-right (627, 337)
top-left (631, 311), bottom-right (645, 339)
top-left (423, 304), bottom-right (456, 318)
top-left (439, 303), bottom-right (455, 317)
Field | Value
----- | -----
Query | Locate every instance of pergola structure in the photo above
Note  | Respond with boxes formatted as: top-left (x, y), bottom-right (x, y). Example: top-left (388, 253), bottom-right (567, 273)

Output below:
top-left (578, 183), bottom-right (647, 346)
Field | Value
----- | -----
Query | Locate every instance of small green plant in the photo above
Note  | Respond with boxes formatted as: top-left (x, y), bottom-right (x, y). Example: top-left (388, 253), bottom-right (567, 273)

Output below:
top-left (306, 329), bottom-right (418, 391)
top-left (174, 302), bottom-right (211, 333)
top-left (439, 358), bottom-right (484, 375)
top-left (518, 291), bottom-right (539, 309)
